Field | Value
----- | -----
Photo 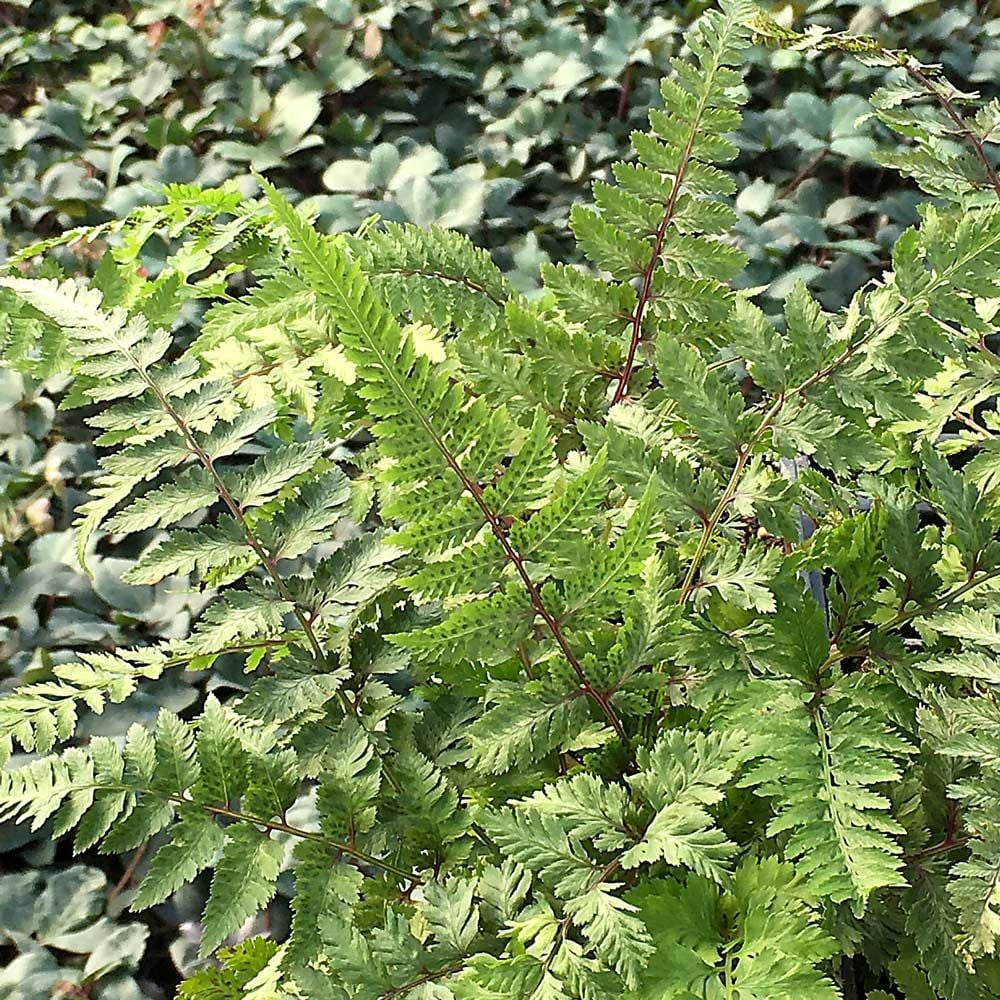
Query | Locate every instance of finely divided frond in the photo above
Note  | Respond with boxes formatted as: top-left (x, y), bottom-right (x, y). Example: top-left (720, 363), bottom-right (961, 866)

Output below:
top-left (560, 0), bottom-right (752, 405)
top-left (737, 681), bottom-right (910, 911)
top-left (261, 178), bottom-right (638, 746)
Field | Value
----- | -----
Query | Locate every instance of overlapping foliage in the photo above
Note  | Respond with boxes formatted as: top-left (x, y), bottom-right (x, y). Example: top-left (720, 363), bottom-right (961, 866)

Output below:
top-left (7, 1), bottom-right (1000, 998)
top-left (7, 0), bottom-right (1000, 710)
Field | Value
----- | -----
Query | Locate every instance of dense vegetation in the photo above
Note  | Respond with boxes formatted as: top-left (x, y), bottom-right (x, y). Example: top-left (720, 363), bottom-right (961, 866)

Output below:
top-left (5, 1), bottom-right (1000, 997)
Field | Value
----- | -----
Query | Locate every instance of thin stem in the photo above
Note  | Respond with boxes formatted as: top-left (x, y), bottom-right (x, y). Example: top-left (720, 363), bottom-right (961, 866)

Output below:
top-left (443, 449), bottom-right (632, 751)
top-left (778, 147), bottom-right (829, 199)
top-left (810, 697), bottom-right (858, 886)
top-left (904, 836), bottom-right (969, 866)
top-left (371, 266), bottom-right (508, 309)
top-left (904, 59), bottom-right (1000, 199)
top-left (893, 567), bottom-right (1000, 627)
top-left (828, 566), bottom-right (1000, 670)
top-left (66, 779), bottom-right (421, 883)
top-left (141, 374), bottom-right (327, 662)
top-left (707, 354), bottom-right (744, 372)
top-left (167, 795), bottom-right (421, 883)
top-left (164, 636), bottom-right (296, 668)
top-left (761, 30), bottom-right (1000, 198)
top-left (616, 63), bottom-right (633, 121)
top-left (972, 337), bottom-right (1000, 368)
top-left (541, 917), bottom-right (572, 975)
top-left (678, 394), bottom-right (784, 604)
top-left (108, 841), bottom-right (148, 905)
top-left (611, 65), bottom-right (720, 406)
top-left (723, 948), bottom-right (737, 1000)
top-left (232, 361), bottom-right (281, 386)
top-left (380, 963), bottom-right (466, 999)
top-left (678, 293), bottom-right (919, 604)
top-left (953, 410), bottom-right (994, 437)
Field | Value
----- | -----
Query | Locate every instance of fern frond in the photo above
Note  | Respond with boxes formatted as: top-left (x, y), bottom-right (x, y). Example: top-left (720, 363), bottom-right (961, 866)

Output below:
top-left (201, 825), bottom-right (284, 956)
top-left (237, 658), bottom-right (351, 726)
top-left (486, 808), bottom-right (654, 988)
top-left (561, 0), bottom-right (752, 405)
top-left (132, 809), bottom-right (226, 910)
top-left (621, 729), bottom-right (743, 883)
top-left (261, 177), bottom-right (637, 747)
top-left (0, 704), bottom-right (419, 959)
top-left (466, 682), bottom-right (590, 775)
top-left (0, 650), bottom-right (166, 760)
top-left (737, 680), bottom-right (910, 911)
top-left (317, 718), bottom-right (381, 841)
top-left (460, 301), bottom-right (625, 423)
top-left (179, 938), bottom-right (281, 1000)
top-left (286, 841), bottom-right (361, 972)
top-left (924, 694), bottom-right (1000, 960)
top-left (347, 222), bottom-right (511, 331)
top-left (625, 859), bottom-right (839, 1000)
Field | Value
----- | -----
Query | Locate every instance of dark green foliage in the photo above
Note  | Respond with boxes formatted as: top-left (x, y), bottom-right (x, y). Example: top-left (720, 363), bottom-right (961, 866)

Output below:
top-left (0, 864), bottom-right (150, 998)
top-left (9, 2), bottom-right (1000, 999)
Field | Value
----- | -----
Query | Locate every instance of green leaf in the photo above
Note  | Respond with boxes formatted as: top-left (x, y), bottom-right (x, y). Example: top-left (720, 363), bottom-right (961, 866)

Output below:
top-left (736, 681), bottom-right (909, 911)
top-left (625, 858), bottom-right (839, 1000)
top-left (622, 730), bottom-right (744, 883)
top-left (317, 719), bottom-right (381, 840)
top-left (200, 826), bottom-right (284, 956)
top-left (132, 810), bottom-right (225, 911)
top-left (467, 684), bottom-right (590, 775)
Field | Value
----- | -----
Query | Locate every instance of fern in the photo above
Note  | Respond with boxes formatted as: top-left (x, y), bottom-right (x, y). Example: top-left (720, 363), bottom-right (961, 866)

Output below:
top-left (178, 939), bottom-right (281, 1000)
top-left (624, 858), bottom-right (840, 1000)
top-left (8, 4), bottom-right (1000, 997)
top-left (923, 691), bottom-right (1000, 961)
top-left (736, 680), bottom-right (910, 911)
top-left (749, 8), bottom-right (1000, 206)
top-left (0, 246), bottom-right (403, 753)
top-left (260, 174), bottom-right (647, 752)
top-left (347, 221), bottom-right (511, 332)
top-left (562, 0), bottom-right (752, 407)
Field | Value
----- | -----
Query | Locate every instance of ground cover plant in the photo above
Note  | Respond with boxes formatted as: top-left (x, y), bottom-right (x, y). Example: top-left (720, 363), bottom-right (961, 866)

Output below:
top-left (6, 1), bottom-right (1000, 998)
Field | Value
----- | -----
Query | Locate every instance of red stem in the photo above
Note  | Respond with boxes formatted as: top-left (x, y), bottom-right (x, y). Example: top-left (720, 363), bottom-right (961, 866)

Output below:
top-left (611, 119), bottom-right (699, 406)
top-left (616, 64), bottom-right (633, 121)
top-left (441, 450), bottom-right (632, 751)
top-left (904, 59), bottom-right (1000, 199)
top-left (108, 842), bottom-right (148, 905)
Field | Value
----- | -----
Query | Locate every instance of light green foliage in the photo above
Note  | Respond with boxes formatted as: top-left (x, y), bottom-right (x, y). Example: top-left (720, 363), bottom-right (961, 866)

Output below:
top-left (736, 680), bottom-right (910, 910)
top-left (624, 858), bottom-right (840, 1000)
top-left (923, 691), bottom-right (1000, 963)
top-left (565, 0), bottom-right (751, 408)
top-left (7, 3), bottom-right (1000, 998)
top-left (178, 939), bottom-right (281, 1000)
top-left (201, 827), bottom-right (285, 957)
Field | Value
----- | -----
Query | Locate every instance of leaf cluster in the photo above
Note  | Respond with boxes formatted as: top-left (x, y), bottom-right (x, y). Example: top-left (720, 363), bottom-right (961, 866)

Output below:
top-left (7, 4), bottom-right (1000, 1000)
